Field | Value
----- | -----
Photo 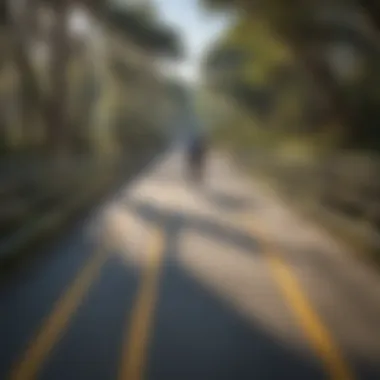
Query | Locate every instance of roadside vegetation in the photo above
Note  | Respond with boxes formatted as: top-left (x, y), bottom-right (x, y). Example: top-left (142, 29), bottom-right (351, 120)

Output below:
top-left (0, 0), bottom-right (183, 267)
top-left (199, 0), bottom-right (380, 261)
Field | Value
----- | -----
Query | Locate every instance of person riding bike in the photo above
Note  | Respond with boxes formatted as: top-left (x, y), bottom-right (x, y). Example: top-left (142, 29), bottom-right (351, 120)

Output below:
top-left (187, 134), bottom-right (207, 182)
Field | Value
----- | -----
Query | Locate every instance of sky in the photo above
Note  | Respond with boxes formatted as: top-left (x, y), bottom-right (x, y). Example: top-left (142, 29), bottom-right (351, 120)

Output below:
top-left (153, 0), bottom-right (231, 82)
top-left (72, 0), bottom-right (231, 83)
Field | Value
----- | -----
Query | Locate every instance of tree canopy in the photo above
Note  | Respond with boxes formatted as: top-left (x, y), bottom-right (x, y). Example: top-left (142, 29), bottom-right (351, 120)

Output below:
top-left (104, 5), bottom-right (182, 58)
top-left (201, 0), bottom-right (380, 149)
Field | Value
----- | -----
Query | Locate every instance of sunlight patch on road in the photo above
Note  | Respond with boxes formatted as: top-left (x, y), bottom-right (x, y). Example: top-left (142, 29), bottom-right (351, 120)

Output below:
top-left (99, 204), bottom-right (153, 268)
top-left (128, 179), bottom-right (203, 214)
top-left (246, 219), bottom-right (356, 380)
top-left (177, 231), bottom-right (313, 357)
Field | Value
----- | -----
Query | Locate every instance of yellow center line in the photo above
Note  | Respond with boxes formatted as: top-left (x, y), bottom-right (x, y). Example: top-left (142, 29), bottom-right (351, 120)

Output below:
top-left (249, 221), bottom-right (355, 380)
top-left (9, 248), bottom-right (107, 380)
top-left (118, 227), bottom-right (165, 380)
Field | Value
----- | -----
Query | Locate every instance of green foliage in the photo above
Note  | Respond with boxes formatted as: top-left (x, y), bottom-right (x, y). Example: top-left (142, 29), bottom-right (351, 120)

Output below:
top-left (0, 0), bottom-right (182, 157)
top-left (204, 12), bottom-right (314, 132)
top-left (0, 2), bottom-right (9, 26)
top-left (105, 5), bottom-right (182, 58)
top-left (202, 0), bottom-right (380, 151)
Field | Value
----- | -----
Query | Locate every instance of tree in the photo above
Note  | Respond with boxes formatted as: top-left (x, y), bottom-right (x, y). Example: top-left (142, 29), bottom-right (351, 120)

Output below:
top-left (7, 0), bottom-right (45, 147)
top-left (1, 0), bottom-right (182, 156)
top-left (201, 0), bottom-right (380, 148)
top-left (104, 5), bottom-right (182, 58)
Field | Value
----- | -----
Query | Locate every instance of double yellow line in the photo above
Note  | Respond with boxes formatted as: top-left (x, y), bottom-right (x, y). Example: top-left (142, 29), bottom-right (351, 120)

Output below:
top-left (8, 226), bottom-right (165, 380)
top-left (9, 212), bottom-right (355, 380)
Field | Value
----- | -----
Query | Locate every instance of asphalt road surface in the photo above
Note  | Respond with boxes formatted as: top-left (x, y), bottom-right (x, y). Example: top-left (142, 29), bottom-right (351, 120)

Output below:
top-left (1, 146), bottom-right (380, 380)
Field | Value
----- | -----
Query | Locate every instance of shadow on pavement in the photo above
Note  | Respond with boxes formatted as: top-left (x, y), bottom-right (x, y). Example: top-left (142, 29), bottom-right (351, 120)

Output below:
top-left (148, 261), bottom-right (323, 380)
top-left (285, 246), bottom-right (380, 379)
top-left (280, 245), bottom-right (380, 332)
top-left (38, 254), bottom-right (140, 380)
top-left (125, 199), bottom-right (260, 254)
top-left (200, 188), bottom-right (257, 213)
top-left (0, 253), bottom-right (141, 380)
top-left (124, 199), bottom-right (325, 380)
top-left (124, 198), bottom-right (380, 380)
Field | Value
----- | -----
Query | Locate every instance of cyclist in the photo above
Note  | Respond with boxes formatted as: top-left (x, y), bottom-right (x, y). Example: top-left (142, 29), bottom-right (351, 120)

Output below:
top-left (187, 133), bottom-right (207, 182)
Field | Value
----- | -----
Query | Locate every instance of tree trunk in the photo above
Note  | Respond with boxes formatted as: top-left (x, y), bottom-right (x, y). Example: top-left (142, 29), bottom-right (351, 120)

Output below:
top-left (11, 0), bottom-right (43, 148)
top-left (46, 1), bottom-right (71, 155)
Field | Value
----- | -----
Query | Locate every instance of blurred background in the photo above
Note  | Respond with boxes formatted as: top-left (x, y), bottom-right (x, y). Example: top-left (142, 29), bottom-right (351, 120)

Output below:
top-left (1, 1), bottom-right (380, 379)
top-left (0, 0), bottom-right (379, 266)
top-left (198, 0), bottom-right (380, 261)
top-left (0, 0), bottom-right (185, 259)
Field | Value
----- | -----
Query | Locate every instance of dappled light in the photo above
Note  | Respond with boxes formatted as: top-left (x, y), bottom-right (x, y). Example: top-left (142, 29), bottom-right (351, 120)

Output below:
top-left (1, 1), bottom-right (380, 380)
